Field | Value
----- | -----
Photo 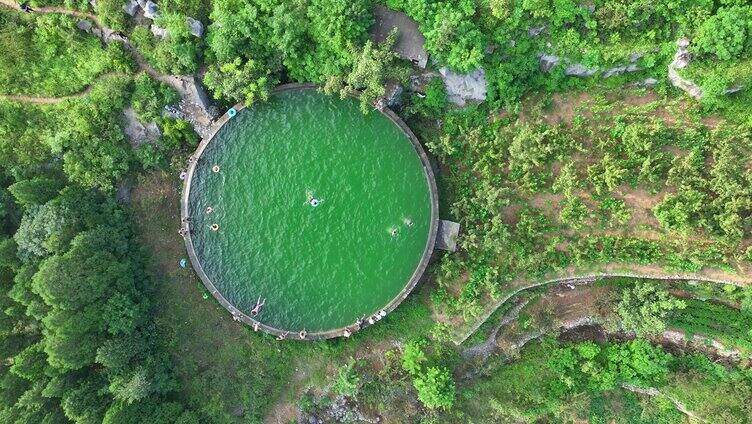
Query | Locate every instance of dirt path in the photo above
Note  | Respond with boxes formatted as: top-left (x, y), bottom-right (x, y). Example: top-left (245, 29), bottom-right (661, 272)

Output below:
top-left (0, 71), bottom-right (128, 104)
top-left (454, 266), bottom-right (752, 345)
top-left (0, 1), bottom-right (217, 134)
top-left (461, 298), bottom-right (529, 361)
top-left (0, 0), bottom-right (98, 20)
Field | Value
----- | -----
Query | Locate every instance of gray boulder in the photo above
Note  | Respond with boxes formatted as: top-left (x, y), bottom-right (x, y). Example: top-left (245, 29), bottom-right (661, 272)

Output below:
top-left (123, 0), bottom-right (139, 16)
top-left (629, 52), bottom-right (643, 63)
top-left (143, 0), bottom-right (159, 19)
top-left (527, 26), bottom-right (546, 37)
top-left (626, 63), bottom-right (640, 73)
top-left (538, 54), bottom-right (560, 72)
top-left (602, 65), bottom-right (626, 78)
top-left (383, 81), bottom-right (403, 109)
top-left (439, 67), bottom-right (487, 107)
top-left (186, 17), bottom-right (203, 37)
top-left (145, 122), bottom-right (162, 140)
top-left (76, 20), bottom-right (93, 32)
top-left (122, 108), bottom-right (147, 146)
top-left (565, 63), bottom-right (598, 77)
top-left (724, 85), bottom-right (744, 95)
top-left (643, 78), bottom-right (659, 88)
top-left (668, 38), bottom-right (703, 100)
top-left (151, 25), bottom-right (168, 39)
top-left (106, 31), bottom-right (128, 43)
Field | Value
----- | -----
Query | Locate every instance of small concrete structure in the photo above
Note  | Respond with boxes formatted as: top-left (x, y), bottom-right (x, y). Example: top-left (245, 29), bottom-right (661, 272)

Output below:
top-left (369, 4), bottom-right (428, 68)
top-left (436, 220), bottom-right (460, 252)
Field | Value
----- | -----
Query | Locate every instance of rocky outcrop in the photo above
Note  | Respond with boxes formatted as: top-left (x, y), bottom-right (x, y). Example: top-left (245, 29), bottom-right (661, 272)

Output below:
top-left (538, 54), bottom-right (560, 72)
top-left (439, 67), bottom-right (487, 106)
top-left (539, 52), bottom-right (642, 79)
top-left (186, 16), bottom-right (203, 37)
top-left (76, 19), bottom-right (92, 32)
top-left (122, 107), bottom-right (161, 146)
top-left (150, 24), bottom-right (167, 39)
top-left (159, 75), bottom-right (218, 137)
top-left (565, 63), bottom-right (599, 78)
top-left (123, 0), bottom-right (139, 16)
top-left (527, 26), bottom-right (546, 37)
top-left (668, 38), bottom-right (702, 99)
top-left (143, 0), bottom-right (158, 19)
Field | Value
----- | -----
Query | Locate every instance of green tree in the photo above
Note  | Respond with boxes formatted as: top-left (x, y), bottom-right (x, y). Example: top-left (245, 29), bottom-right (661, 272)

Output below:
top-left (694, 6), bottom-right (752, 60)
top-left (616, 281), bottom-right (686, 337)
top-left (204, 57), bottom-right (273, 105)
top-left (14, 203), bottom-right (72, 261)
top-left (413, 366), bottom-right (455, 410)
top-left (8, 177), bottom-right (64, 207)
top-left (324, 31), bottom-right (408, 113)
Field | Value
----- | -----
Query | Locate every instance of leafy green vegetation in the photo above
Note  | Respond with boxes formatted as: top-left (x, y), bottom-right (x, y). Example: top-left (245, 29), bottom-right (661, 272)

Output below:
top-left (0, 11), bottom-right (132, 96)
top-left (1, 0), bottom-right (752, 422)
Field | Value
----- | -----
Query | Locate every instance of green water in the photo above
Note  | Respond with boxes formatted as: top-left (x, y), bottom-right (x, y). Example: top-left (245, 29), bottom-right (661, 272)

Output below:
top-left (188, 89), bottom-right (432, 332)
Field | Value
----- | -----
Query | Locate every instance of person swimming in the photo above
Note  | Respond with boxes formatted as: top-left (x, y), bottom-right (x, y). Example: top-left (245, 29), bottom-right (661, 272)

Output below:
top-left (250, 296), bottom-right (265, 316)
top-left (305, 191), bottom-right (321, 207)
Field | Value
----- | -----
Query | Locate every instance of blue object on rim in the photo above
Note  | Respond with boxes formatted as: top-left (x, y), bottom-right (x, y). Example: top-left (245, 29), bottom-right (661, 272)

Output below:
top-left (227, 107), bottom-right (238, 118)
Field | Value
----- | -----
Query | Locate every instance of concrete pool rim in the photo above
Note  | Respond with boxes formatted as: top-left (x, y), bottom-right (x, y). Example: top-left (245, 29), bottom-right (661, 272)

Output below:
top-left (180, 83), bottom-right (440, 340)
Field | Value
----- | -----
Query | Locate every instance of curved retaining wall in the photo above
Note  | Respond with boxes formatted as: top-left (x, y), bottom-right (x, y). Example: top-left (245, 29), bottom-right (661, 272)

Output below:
top-left (180, 83), bottom-right (439, 340)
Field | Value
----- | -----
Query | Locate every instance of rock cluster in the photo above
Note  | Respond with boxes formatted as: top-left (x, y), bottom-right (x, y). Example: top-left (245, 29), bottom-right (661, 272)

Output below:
top-left (438, 67), bottom-right (487, 106)
top-left (122, 107), bottom-right (162, 147)
top-left (667, 38), bottom-right (703, 99)
top-left (123, 0), bottom-right (203, 38)
top-left (539, 52), bottom-right (642, 79)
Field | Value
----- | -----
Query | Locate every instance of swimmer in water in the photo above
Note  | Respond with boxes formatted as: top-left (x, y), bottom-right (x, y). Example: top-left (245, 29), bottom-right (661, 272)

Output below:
top-left (389, 227), bottom-right (398, 237)
top-left (206, 206), bottom-right (214, 214)
top-left (250, 296), bottom-right (265, 316)
top-left (299, 329), bottom-right (307, 339)
top-left (403, 217), bottom-right (414, 227)
top-left (212, 165), bottom-right (220, 173)
top-left (210, 224), bottom-right (219, 231)
top-left (305, 191), bottom-right (322, 207)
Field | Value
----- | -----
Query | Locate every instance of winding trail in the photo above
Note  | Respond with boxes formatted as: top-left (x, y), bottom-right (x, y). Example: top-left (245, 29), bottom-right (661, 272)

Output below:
top-left (461, 298), bottom-right (530, 361)
top-left (455, 266), bottom-right (752, 345)
top-left (0, 71), bottom-right (128, 104)
top-left (621, 384), bottom-right (709, 423)
top-left (0, 0), bottom-right (217, 133)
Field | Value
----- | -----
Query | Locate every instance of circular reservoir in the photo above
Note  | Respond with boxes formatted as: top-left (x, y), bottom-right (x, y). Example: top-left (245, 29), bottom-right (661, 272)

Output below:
top-left (182, 84), bottom-right (438, 339)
